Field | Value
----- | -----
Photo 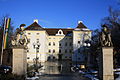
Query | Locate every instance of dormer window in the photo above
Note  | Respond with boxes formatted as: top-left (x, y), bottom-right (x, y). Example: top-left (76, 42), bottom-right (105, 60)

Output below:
top-left (59, 31), bottom-right (61, 34)
top-left (56, 29), bottom-right (64, 36)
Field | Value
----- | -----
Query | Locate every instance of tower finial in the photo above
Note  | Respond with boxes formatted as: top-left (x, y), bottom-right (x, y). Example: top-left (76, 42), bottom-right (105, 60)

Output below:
top-left (34, 19), bottom-right (38, 23)
top-left (78, 21), bottom-right (83, 24)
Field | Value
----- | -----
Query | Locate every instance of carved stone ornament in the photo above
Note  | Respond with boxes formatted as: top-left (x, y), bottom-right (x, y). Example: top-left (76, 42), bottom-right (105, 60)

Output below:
top-left (101, 25), bottom-right (113, 47)
top-left (11, 24), bottom-right (29, 48)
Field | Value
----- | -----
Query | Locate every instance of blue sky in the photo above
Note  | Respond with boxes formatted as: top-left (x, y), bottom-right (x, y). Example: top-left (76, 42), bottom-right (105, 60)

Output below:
top-left (0, 0), bottom-right (119, 30)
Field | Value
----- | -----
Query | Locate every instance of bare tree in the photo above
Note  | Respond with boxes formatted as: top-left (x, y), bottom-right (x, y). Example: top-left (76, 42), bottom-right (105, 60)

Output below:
top-left (101, 6), bottom-right (120, 68)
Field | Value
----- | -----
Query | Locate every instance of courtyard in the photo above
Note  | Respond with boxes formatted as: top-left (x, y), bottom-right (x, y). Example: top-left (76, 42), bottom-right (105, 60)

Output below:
top-left (38, 72), bottom-right (90, 80)
top-left (27, 61), bottom-right (90, 80)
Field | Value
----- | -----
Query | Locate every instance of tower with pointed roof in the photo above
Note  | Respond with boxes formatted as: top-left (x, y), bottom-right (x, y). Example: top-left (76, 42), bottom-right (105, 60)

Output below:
top-left (72, 21), bottom-right (92, 63)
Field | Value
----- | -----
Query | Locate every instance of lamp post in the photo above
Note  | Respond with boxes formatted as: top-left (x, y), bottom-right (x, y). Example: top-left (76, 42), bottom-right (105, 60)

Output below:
top-left (76, 43), bottom-right (80, 67)
top-left (33, 42), bottom-right (40, 72)
top-left (84, 42), bottom-right (91, 69)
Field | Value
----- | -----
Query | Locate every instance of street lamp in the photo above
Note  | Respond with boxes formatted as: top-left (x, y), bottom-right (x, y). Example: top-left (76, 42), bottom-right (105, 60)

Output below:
top-left (84, 43), bottom-right (90, 47)
top-left (33, 42), bottom-right (40, 72)
top-left (84, 42), bottom-right (91, 69)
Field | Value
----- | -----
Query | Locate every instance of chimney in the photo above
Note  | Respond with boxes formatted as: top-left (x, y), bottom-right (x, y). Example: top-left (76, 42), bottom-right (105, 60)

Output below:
top-left (34, 19), bottom-right (38, 23)
top-left (78, 21), bottom-right (83, 24)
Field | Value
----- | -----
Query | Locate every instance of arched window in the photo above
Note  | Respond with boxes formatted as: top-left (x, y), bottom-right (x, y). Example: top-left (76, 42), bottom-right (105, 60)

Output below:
top-left (59, 31), bottom-right (61, 34)
top-left (56, 29), bottom-right (64, 35)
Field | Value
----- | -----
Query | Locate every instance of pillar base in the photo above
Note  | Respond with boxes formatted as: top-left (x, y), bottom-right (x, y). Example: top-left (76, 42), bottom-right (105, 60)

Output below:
top-left (12, 47), bottom-right (27, 75)
top-left (103, 75), bottom-right (114, 80)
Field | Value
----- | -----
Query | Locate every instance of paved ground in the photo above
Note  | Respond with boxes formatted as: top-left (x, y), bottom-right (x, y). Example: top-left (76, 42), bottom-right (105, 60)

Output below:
top-left (39, 73), bottom-right (90, 80)
top-left (37, 61), bottom-right (90, 80)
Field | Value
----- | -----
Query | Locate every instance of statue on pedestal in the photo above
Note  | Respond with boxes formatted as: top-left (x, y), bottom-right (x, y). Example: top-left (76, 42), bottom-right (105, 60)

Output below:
top-left (101, 25), bottom-right (113, 47)
top-left (12, 24), bottom-right (29, 48)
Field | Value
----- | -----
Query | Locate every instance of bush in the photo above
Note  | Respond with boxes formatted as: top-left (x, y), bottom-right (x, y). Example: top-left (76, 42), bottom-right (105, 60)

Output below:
top-left (0, 73), bottom-right (14, 80)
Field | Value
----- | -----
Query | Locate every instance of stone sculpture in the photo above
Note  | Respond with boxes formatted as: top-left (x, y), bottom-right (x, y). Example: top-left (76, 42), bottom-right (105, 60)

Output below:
top-left (101, 25), bottom-right (113, 47)
top-left (12, 24), bottom-right (29, 48)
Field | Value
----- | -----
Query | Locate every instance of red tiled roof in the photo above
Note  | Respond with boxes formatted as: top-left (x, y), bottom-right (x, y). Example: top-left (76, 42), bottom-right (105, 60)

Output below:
top-left (25, 22), bottom-right (43, 30)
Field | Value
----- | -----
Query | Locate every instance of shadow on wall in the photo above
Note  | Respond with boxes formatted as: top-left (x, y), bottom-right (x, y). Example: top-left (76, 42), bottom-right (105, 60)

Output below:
top-left (58, 32), bottom-right (73, 60)
top-left (72, 39), bottom-right (95, 69)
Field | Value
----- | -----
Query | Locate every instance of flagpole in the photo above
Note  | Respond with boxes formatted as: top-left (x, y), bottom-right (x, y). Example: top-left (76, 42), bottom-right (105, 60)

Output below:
top-left (0, 18), bottom-right (7, 65)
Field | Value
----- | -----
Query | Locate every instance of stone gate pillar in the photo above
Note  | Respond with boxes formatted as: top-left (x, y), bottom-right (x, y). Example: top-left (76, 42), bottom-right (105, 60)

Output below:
top-left (12, 46), bottom-right (27, 75)
top-left (99, 47), bottom-right (114, 80)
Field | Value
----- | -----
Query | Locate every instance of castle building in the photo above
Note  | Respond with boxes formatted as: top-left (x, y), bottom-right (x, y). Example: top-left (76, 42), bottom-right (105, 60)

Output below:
top-left (24, 20), bottom-right (92, 64)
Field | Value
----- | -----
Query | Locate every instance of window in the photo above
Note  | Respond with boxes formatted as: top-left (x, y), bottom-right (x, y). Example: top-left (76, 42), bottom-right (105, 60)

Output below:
top-left (65, 56), bottom-right (67, 58)
top-left (65, 49), bottom-right (67, 53)
top-left (59, 31), bottom-right (61, 34)
top-left (65, 42), bottom-right (67, 46)
top-left (53, 57), bottom-right (55, 59)
top-left (69, 42), bottom-right (72, 46)
top-left (49, 42), bottom-right (51, 46)
top-left (78, 49), bottom-right (80, 53)
top-left (28, 33), bottom-right (31, 35)
top-left (78, 58), bottom-right (81, 60)
top-left (53, 49), bottom-right (55, 53)
top-left (36, 39), bottom-right (39, 43)
top-left (53, 42), bottom-right (55, 46)
top-left (36, 33), bottom-right (39, 35)
top-left (69, 49), bottom-right (72, 53)
top-left (49, 50), bottom-right (51, 53)
top-left (28, 39), bottom-right (30, 43)
top-left (59, 43), bottom-right (61, 46)
top-left (37, 49), bottom-right (39, 53)
top-left (56, 30), bottom-right (63, 35)
top-left (69, 38), bottom-right (72, 40)
top-left (37, 41), bottom-right (39, 43)
top-left (59, 49), bottom-right (61, 53)
top-left (78, 41), bottom-right (80, 44)
top-left (27, 50), bottom-right (29, 52)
